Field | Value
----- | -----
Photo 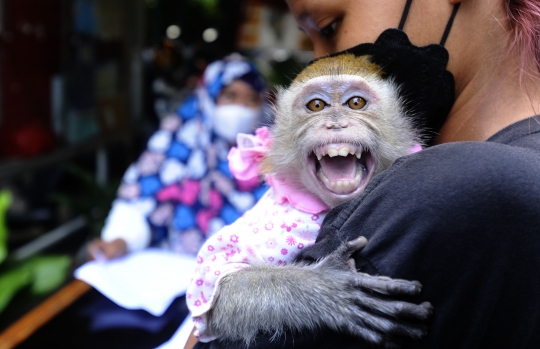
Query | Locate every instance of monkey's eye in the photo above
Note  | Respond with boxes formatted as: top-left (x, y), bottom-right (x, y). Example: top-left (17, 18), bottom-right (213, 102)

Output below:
top-left (346, 97), bottom-right (366, 110)
top-left (306, 99), bottom-right (327, 112)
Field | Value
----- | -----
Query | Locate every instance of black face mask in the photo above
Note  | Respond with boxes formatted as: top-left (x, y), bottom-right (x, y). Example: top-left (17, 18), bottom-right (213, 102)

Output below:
top-left (311, 1), bottom-right (460, 144)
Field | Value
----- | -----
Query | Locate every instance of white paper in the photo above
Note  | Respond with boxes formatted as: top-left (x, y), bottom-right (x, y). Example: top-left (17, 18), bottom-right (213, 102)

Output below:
top-left (155, 315), bottom-right (193, 349)
top-left (75, 249), bottom-right (197, 316)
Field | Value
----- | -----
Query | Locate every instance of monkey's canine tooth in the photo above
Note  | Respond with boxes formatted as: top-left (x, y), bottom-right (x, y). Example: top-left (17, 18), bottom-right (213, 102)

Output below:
top-left (313, 148), bottom-right (323, 160)
top-left (356, 152), bottom-right (362, 159)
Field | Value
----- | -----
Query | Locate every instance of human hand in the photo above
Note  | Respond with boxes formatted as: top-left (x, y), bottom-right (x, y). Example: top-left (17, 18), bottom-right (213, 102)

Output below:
top-left (317, 236), bottom-right (433, 348)
top-left (87, 238), bottom-right (128, 261)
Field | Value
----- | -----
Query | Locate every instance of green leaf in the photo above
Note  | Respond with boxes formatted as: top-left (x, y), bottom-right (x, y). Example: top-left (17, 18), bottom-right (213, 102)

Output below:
top-left (0, 266), bottom-right (31, 313)
top-left (26, 255), bottom-right (72, 295)
top-left (0, 190), bottom-right (12, 265)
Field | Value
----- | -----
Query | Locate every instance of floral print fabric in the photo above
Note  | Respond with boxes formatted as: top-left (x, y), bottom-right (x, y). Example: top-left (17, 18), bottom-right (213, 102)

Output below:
top-left (187, 188), bottom-right (327, 341)
top-left (107, 56), bottom-right (267, 255)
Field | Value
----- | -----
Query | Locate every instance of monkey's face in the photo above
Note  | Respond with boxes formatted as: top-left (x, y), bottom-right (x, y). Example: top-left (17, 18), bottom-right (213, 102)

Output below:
top-left (265, 72), bottom-right (417, 208)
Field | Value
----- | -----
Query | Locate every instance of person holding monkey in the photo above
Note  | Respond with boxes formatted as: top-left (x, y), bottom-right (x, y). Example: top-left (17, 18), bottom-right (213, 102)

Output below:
top-left (190, 0), bottom-right (540, 348)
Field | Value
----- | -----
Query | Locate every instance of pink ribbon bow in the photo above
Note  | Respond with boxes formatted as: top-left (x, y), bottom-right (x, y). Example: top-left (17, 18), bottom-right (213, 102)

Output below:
top-left (228, 127), bottom-right (272, 181)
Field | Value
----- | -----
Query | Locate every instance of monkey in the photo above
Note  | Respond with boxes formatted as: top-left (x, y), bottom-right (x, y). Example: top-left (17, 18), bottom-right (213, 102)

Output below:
top-left (186, 53), bottom-right (433, 348)
top-left (261, 54), bottom-right (421, 208)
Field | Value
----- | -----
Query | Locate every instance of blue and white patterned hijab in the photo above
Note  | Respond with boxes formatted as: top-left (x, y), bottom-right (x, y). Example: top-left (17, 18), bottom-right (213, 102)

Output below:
top-left (116, 54), bottom-right (268, 255)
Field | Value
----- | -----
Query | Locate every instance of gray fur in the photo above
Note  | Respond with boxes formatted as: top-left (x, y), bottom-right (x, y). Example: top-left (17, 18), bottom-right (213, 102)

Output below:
top-left (207, 238), bottom-right (432, 347)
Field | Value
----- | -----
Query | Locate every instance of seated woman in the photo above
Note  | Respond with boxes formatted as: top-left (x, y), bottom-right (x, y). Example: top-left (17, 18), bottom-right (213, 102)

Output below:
top-left (191, 0), bottom-right (540, 348)
top-left (88, 54), bottom-right (268, 260)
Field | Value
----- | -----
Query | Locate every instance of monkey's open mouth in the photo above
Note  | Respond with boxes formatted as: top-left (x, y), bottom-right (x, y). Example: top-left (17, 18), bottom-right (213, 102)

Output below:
top-left (312, 144), bottom-right (374, 195)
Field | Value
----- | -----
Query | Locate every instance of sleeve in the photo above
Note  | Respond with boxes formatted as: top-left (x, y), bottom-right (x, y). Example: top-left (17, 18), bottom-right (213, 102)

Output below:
top-left (101, 200), bottom-right (152, 252)
top-left (186, 189), bottom-right (275, 342)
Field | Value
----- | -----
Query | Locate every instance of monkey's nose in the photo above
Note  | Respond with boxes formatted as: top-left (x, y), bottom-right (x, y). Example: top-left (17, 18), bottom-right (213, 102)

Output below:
top-left (325, 121), bottom-right (349, 129)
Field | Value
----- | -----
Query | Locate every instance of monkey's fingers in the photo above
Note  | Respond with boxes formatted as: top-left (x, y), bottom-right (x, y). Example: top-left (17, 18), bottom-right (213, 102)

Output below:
top-left (341, 320), bottom-right (402, 349)
top-left (343, 307), bottom-right (427, 348)
top-left (354, 272), bottom-right (423, 296)
top-left (355, 292), bottom-right (433, 321)
top-left (323, 236), bottom-right (368, 269)
top-left (334, 236), bottom-right (369, 259)
top-left (354, 308), bottom-right (428, 338)
top-left (347, 258), bottom-right (357, 272)
top-left (346, 236), bottom-right (369, 252)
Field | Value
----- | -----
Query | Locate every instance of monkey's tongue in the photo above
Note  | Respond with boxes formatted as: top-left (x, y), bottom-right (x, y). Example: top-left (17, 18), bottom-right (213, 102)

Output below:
top-left (319, 155), bottom-right (358, 182)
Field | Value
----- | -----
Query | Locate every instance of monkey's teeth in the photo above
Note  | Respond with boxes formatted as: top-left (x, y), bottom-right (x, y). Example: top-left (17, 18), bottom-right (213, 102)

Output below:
top-left (316, 144), bottom-right (363, 159)
top-left (338, 147), bottom-right (350, 157)
top-left (327, 148), bottom-right (339, 157)
top-left (318, 171), bottom-right (362, 195)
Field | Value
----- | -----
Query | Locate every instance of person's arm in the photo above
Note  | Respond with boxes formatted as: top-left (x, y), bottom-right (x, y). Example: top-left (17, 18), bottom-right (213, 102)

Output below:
top-left (206, 236), bottom-right (432, 348)
top-left (87, 200), bottom-right (152, 260)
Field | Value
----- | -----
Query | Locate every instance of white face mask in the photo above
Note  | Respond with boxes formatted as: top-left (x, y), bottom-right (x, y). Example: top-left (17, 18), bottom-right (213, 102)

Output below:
top-left (211, 105), bottom-right (261, 143)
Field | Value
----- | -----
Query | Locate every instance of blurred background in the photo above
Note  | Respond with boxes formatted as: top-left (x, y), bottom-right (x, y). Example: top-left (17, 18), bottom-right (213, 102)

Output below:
top-left (0, 0), bottom-right (313, 347)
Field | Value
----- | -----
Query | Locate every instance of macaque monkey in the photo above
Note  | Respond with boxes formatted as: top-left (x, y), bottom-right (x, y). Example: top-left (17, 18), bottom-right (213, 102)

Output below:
top-left (261, 54), bottom-right (420, 208)
top-left (187, 54), bottom-right (432, 349)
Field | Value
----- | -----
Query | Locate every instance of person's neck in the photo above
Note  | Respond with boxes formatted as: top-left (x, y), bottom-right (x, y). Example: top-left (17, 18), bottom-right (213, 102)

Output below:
top-left (434, 1), bottom-right (540, 144)
top-left (436, 58), bottom-right (540, 144)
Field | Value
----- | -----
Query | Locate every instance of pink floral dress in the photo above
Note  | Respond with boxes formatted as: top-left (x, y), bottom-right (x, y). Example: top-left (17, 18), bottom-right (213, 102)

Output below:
top-left (186, 127), bottom-right (331, 342)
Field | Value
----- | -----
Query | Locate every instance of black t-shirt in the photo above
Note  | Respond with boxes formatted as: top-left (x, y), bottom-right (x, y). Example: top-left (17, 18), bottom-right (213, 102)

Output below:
top-left (196, 116), bottom-right (540, 349)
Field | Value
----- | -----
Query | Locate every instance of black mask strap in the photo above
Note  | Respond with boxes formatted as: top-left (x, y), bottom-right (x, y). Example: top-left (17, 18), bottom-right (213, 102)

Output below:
top-left (439, 3), bottom-right (461, 46)
top-left (398, 0), bottom-right (461, 46)
top-left (398, 0), bottom-right (413, 31)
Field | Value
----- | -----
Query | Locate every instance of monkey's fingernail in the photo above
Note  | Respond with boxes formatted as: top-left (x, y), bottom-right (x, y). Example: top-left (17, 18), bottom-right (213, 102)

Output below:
top-left (421, 302), bottom-right (433, 311)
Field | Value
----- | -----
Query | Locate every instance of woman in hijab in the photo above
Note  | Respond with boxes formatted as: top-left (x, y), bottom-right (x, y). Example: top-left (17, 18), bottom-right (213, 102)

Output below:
top-left (88, 54), bottom-right (268, 260)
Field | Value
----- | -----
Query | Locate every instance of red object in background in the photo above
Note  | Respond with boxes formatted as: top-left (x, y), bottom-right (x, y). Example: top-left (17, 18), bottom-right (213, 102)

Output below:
top-left (0, 0), bottom-right (62, 158)
top-left (0, 121), bottom-right (56, 158)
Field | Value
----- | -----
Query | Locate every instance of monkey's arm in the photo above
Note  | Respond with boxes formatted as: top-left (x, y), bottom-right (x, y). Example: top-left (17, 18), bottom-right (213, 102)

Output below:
top-left (206, 237), bottom-right (433, 348)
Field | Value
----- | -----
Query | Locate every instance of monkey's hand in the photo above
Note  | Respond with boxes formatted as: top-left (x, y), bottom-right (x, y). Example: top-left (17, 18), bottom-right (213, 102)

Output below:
top-left (206, 236), bottom-right (433, 348)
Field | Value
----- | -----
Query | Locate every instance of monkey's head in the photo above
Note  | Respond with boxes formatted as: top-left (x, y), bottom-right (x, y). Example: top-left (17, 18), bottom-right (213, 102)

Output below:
top-left (262, 54), bottom-right (420, 208)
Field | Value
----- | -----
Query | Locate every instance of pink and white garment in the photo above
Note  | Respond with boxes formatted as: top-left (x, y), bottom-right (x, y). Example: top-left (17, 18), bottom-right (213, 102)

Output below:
top-left (186, 127), bottom-right (331, 342)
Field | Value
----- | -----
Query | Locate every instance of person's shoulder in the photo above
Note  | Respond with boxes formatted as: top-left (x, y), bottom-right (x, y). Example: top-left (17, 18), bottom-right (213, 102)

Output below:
top-left (410, 140), bottom-right (539, 170)
top-left (440, 139), bottom-right (538, 159)
top-left (487, 116), bottom-right (540, 150)
top-left (391, 141), bottom-right (540, 200)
